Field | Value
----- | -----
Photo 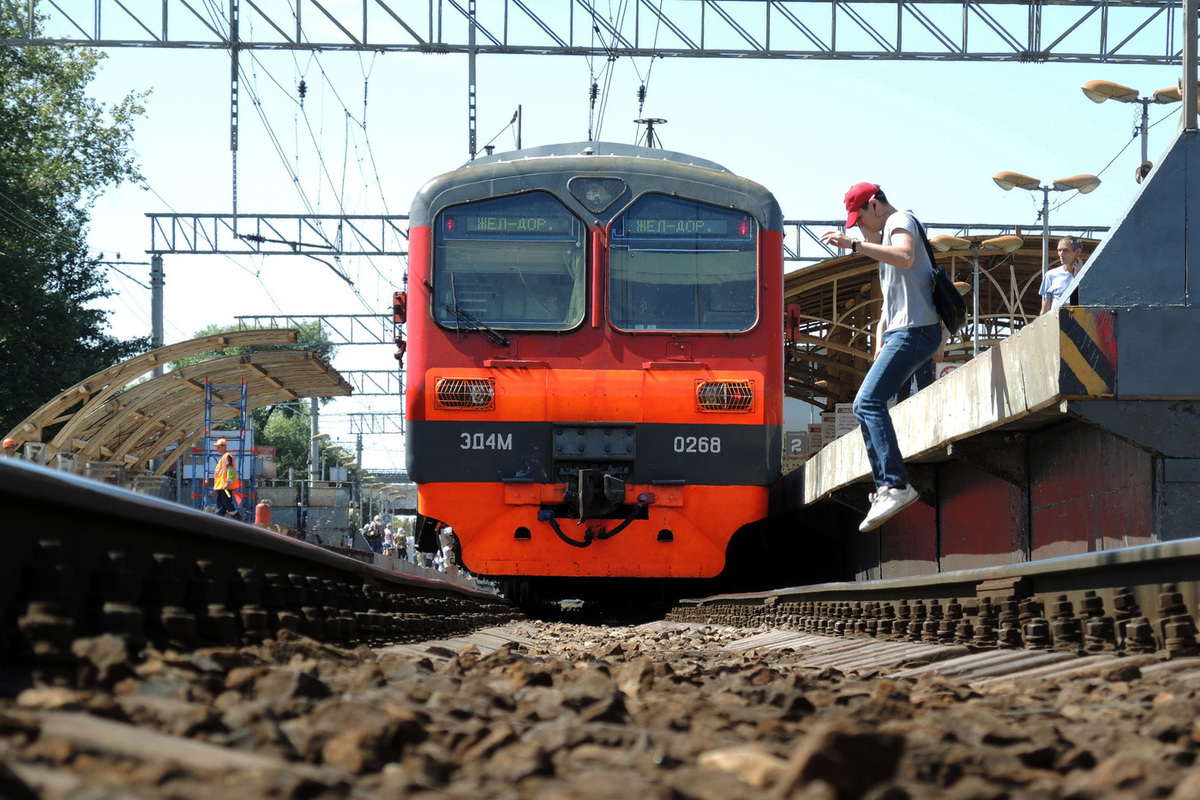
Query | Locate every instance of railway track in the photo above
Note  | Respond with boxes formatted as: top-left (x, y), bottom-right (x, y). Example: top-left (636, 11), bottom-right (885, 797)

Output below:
top-left (8, 458), bottom-right (1200, 798)
top-left (669, 538), bottom-right (1200, 661)
top-left (0, 459), bottom-right (520, 679)
top-left (7, 455), bottom-right (1200, 671)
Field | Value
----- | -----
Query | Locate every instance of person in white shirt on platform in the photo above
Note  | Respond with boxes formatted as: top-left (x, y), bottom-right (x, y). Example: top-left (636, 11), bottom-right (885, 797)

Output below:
top-left (1039, 236), bottom-right (1084, 314)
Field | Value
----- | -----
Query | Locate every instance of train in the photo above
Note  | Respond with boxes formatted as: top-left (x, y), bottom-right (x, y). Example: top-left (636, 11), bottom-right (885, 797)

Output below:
top-left (400, 142), bottom-right (790, 597)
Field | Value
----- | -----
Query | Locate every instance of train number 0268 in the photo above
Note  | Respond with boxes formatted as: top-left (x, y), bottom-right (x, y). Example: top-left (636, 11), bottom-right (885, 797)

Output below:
top-left (673, 436), bottom-right (721, 454)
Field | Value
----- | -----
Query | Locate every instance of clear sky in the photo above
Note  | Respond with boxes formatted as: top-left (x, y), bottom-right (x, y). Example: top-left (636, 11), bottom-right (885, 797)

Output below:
top-left (75, 13), bottom-right (1192, 471)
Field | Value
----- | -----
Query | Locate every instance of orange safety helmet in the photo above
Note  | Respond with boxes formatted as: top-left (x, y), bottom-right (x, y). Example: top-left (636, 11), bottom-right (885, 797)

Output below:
top-left (2, 438), bottom-right (15, 448)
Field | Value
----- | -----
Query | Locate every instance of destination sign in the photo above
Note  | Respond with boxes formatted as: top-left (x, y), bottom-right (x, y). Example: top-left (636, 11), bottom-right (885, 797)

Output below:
top-left (442, 213), bottom-right (576, 237)
top-left (631, 218), bottom-right (730, 236)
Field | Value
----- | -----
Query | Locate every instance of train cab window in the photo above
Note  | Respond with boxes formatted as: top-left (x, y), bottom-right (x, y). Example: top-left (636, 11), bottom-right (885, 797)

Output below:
top-left (433, 192), bottom-right (587, 332)
top-left (609, 194), bottom-right (757, 333)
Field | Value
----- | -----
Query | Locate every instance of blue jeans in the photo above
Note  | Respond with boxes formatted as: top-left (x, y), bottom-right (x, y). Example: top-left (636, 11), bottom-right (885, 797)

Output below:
top-left (895, 360), bottom-right (935, 402)
top-left (853, 323), bottom-right (943, 489)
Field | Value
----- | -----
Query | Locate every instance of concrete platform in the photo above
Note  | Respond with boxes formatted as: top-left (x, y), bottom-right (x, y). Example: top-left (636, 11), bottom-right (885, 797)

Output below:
top-left (803, 305), bottom-right (1109, 506)
top-left (794, 130), bottom-right (1200, 578)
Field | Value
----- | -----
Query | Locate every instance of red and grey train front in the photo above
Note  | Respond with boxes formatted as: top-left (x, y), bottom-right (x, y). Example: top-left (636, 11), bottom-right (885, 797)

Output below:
top-left (404, 143), bottom-right (784, 580)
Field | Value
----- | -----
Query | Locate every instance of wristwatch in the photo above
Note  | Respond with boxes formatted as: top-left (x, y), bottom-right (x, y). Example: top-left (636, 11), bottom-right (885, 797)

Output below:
top-left (850, 239), bottom-right (859, 253)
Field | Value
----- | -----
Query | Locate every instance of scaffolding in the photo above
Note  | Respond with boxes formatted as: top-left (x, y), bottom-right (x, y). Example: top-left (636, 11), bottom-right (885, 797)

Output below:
top-left (190, 378), bottom-right (257, 516)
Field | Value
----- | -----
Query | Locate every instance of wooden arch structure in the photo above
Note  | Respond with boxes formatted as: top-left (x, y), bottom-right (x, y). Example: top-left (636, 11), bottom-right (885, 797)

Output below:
top-left (4, 329), bottom-right (353, 475)
top-left (783, 236), bottom-right (1097, 411)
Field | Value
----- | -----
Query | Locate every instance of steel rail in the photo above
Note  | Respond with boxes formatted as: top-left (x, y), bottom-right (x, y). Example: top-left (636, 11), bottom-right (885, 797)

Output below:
top-left (675, 537), bottom-right (1200, 657)
top-left (0, 459), bottom-right (517, 672)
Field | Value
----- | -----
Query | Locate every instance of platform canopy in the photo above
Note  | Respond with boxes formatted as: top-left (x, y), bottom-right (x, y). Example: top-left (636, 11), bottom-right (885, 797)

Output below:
top-left (5, 329), bottom-right (353, 475)
top-left (784, 236), bottom-right (1096, 410)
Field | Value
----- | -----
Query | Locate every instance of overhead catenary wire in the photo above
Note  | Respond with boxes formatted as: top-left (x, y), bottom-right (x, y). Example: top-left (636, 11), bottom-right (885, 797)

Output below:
top-left (235, 50), bottom-right (376, 314)
top-left (200, 4), bottom-right (394, 316)
top-left (1046, 106), bottom-right (1176, 216)
top-left (631, 0), bottom-right (665, 124)
top-left (587, 0), bottom-right (632, 142)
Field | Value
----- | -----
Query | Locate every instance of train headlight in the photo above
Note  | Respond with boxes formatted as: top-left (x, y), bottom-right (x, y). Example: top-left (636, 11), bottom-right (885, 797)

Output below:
top-left (436, 378), bottom-right (496, 410)
top-left (696, 380), bottom-right (754, 412)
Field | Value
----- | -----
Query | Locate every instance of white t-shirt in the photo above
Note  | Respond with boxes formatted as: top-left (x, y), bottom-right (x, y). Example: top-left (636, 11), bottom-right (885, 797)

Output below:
top-left (880, 211), bottom-right (940, 332)
top-left (1039, 266), bottom-right (1078, 306)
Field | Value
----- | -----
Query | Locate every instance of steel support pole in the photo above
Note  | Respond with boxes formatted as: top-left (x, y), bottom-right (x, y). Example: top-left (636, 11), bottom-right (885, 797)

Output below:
top-left (150, 254), bottom-right (164, 377)
top-left (1187, 0), bottom-right (1198, 132)
top-left (1041, 188), bottom-right (1050, 280)
top-left (1140, 101), bottom-right (1150, 163)
top-left (309, 397), bottom-right (320, 483)
top-left (467, 0), bottom-right (477, 159)
top-left (229, 0), bottom-right (240, 221)
top-left (972, 249), bottom-right (981, 357)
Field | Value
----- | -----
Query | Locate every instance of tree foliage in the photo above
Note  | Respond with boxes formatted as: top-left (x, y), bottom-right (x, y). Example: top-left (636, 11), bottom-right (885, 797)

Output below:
top-left (256, 404), bottom-right (351, 482)
top-left (0, 10), bottom-right (149, 435)
top-left (259, 404), bottom-right (314, 478)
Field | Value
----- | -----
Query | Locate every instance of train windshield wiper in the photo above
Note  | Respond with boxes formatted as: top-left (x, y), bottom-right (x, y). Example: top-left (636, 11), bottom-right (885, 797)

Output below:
top-left (444, 304), bottom-right (510, 347)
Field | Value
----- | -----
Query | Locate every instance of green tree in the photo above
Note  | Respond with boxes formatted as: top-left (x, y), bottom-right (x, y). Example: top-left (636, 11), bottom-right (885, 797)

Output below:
top-left (0, 10), bottom-right (150, 435)
top-left (257, 405), bottom-right (353, 481)
top-left (260, 404), bottom-right (313, 478)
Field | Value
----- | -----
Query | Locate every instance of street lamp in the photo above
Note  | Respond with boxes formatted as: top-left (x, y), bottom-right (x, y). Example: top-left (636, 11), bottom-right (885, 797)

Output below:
top-left (1081, 80), bottom-right (1181, 181)
top-left (930, 234), bottom-right (1024, 357)
top-left (993, 171), bottom-right (1100, 280)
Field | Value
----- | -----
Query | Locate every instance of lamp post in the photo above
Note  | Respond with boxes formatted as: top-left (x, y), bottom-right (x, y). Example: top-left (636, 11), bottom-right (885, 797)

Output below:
top-left (930, 234), bottom-right (1024, 356)
top-left (1081, 80), bottom-right (1181, 181)
top-left (310, 431), bottom-right (329, 483)
top-left (992, 172), bottom-right (1100, 280)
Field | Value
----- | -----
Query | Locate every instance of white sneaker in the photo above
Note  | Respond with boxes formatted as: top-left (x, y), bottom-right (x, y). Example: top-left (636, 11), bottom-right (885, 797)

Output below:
top-left (859, 484), bottom-right (920, 532)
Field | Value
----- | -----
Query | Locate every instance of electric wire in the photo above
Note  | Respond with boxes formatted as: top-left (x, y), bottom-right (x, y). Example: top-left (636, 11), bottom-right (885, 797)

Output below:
top-left (0, 152), bottom-right (190, 340)
top-left (103, 263), bottom-right (150, 289)
top-left (223, 7), bottom-right (361, 299)
top-left (262, 35), bottom-right (397, 293)
top-left (588, 0), bottom-right (628, 142)
top-left (630, 0), bottom-right (665, 124)
top-left (1047, 106), bottom-right (1177, 215)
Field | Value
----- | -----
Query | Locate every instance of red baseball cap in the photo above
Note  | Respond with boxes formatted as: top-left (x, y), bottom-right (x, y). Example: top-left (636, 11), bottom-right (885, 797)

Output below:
top-left (843, 182), bottom-right (879, 228)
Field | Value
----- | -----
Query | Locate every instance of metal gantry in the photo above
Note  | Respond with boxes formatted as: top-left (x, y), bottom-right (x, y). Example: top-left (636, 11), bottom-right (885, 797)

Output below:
top-left (1, 0), bottom-right (1189, 65)
top-left (230, 314), bottom-right (402, 398)
top-left (149, 214), bottom-right (408, 257)
top-left (345, 412), bottom-right (406, 436)
top-left (784, 220), bottom-right (1112, 265)
top-left (340, 370), bottom-right (404, 398)
top-left (155, 212), bottom-right (1109, 268)
top-left (235, 314), bottom-right (393, 346)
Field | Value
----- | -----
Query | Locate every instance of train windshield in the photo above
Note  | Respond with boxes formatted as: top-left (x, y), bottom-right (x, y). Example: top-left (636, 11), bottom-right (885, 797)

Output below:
top-left (433, 192), bottom-right (587, 332)
top-left (608, 194), bottom-right (758, 332)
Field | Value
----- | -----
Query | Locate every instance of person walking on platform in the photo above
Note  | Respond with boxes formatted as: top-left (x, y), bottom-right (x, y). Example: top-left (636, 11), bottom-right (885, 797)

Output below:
top-left (2, 438), bottom-right (18, 458)
top-left (364, 515), bottom-right (385, 553)
top-left (212, 438), bottom-right (244, 520)
top-left (820, 183), bottom-right (943, 532)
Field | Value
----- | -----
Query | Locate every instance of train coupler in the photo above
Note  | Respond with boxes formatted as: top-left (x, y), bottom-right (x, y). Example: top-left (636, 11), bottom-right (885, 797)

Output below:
top-left (538, 493), bottom-right (656, 548)
top-left (565, 469), bottom-right (627, 520)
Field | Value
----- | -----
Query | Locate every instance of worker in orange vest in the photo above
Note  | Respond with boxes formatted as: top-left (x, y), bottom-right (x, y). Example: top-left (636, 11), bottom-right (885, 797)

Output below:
top-left (213, 438), bottom-right (244, 520)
